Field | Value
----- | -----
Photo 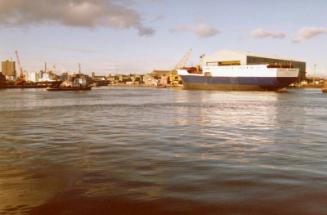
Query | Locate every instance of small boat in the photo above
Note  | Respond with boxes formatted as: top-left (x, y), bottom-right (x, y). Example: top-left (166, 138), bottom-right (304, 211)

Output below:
top-left (46, 73), bottom-right (92, 92)
top-left (322, 88), bottom-right (327, 93)
top-left (46, 86), bottom-right (92, 91)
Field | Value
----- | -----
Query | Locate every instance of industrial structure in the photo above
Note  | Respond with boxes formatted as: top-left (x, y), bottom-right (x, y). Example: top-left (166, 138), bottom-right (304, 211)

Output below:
top-left (149, 49), bottom-right (192, 87)
top-left (14, 50), bottom-right (26, 85)
top-left (201, 50), bottom-right (306, 81)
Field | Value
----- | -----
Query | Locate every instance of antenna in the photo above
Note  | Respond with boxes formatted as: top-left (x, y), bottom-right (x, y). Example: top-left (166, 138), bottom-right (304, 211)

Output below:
top-left (313, 64), bottom-right (317, 83)
top-left (199, 54), bottom-right (205, 66)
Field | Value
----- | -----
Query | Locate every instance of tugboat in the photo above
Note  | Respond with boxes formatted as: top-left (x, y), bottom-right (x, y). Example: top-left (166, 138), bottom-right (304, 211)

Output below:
top-left (47, 73), bottom-right (92, 91)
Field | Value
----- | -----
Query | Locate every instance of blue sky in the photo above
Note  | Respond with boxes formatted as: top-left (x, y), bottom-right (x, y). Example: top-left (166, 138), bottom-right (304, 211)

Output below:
top-left (1, 0), bottom-right (327, 76)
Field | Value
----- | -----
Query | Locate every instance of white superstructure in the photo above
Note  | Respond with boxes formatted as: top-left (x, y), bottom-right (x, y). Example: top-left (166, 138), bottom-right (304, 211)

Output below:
top-left (178, 65), bottom-right (299, 78)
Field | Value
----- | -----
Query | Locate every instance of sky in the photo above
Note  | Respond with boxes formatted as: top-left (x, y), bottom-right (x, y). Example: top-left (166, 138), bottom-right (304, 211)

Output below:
top-left (0, 0), bottom-right (327, 76)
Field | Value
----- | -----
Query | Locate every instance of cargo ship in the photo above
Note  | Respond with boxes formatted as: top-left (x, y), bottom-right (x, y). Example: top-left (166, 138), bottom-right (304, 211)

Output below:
top-left (178, 64), bottom-right (299, 91)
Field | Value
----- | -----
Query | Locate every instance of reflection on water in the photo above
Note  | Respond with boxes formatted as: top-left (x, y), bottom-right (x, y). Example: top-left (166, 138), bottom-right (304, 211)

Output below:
top-left (0, 88), bottom-right (327, 214)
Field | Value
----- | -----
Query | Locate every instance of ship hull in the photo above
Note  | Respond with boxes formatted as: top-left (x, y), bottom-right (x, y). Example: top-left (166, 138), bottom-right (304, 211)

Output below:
top-left (180, 76), bottom-right (298, 91)
top-left (0, 83), bottom-right (6, 88)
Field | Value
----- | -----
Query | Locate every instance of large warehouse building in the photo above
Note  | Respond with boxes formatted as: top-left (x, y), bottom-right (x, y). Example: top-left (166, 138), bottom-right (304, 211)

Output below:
top-left (202, 50), bottom-right (306, 81)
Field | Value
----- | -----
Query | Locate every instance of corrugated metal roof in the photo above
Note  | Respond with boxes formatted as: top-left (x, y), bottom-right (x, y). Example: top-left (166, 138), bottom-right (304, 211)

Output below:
top-left (204, 50), bottom-right (305, 63)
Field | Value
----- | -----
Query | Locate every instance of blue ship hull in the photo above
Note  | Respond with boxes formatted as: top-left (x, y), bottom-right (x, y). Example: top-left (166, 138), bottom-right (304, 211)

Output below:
top-left (180, 76), bottom-right (297, 91)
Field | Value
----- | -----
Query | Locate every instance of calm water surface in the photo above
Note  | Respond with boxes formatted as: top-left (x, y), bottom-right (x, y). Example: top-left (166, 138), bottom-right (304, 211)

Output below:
top-left (0, 87), bottom-right (326, 214)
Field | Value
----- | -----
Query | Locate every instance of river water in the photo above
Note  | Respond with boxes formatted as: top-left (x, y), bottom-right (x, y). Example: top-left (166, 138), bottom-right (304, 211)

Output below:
top-left (0, 87), bottom-right (326, 215)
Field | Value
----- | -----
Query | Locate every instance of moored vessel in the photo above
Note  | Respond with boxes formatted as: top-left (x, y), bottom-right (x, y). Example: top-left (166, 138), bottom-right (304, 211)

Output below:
top-left (178, 64), bottom-right (299, 91)
top-left (47, 73), bottom-right (92, 91)
top-left (0, 73), bottom-right (7, 89)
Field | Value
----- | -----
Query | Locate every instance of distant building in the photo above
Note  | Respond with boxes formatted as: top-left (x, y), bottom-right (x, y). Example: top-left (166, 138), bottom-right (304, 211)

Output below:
top-left (25, 71), bottom-right (37, 82)
top-left (1, 60), bottom-right (16, 80)
top-left (150, 70), bottom-right (182, 87)
top-left (37, 70), bottom-right (54, 82)
top-left (107, 75), bottom-right (117, 84)
top-left (92, 72), bottom-right (107, 81)
top-left (202, 50), bottom-right (306, 81)
top-left (151, 70), bottom-right (172, 78)
top-left (60, 72), bottom-right (69, 81)
top-left (143, 74), bottom-right (158, 86)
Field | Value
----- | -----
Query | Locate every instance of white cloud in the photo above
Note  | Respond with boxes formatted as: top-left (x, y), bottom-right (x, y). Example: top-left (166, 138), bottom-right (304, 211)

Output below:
top-left (293, 27), bottom-right (327, 43)
top-left (250, 28), bottom-right (286, 39)
top-left (170, 23), bottom-right (219, 38)
top-left (0, 0), bottom-right (155, 36)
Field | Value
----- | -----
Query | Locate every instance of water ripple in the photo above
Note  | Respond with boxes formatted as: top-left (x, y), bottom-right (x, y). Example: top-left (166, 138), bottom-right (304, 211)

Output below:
top-left (0, 88), bottom-right (326, 214)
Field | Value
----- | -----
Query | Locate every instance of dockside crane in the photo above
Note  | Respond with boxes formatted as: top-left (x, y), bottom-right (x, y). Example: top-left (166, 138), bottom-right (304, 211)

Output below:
top-left (173, 48), bottom-right (202, 74)
top-left (174, 48), bottom-right (192, 70)
top-left (15, 50), bottom-right (26, 85)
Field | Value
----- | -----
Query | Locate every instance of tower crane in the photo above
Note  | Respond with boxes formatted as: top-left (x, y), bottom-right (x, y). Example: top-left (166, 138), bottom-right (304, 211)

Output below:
top-left (15, 50), bottom-right (26, 85)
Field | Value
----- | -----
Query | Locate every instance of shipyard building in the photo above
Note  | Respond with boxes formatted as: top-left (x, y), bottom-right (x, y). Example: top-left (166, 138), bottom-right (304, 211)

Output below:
top-left (202, 50), bottom-right (306, 81)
